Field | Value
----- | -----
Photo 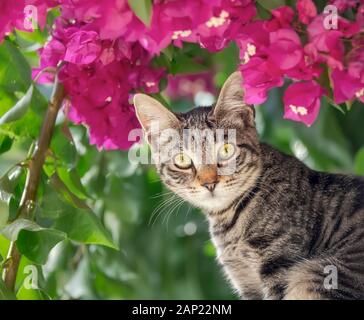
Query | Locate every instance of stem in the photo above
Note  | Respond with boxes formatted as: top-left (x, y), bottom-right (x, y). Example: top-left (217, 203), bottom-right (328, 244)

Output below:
top-left (2, 77), bottom-right (65, 292)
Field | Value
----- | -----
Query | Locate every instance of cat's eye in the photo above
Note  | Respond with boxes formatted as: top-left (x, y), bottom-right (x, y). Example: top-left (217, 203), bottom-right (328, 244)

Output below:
top-left (173, 153), bottom-right (192, 169)
top-left (218, 143), bottom-right (235, 161)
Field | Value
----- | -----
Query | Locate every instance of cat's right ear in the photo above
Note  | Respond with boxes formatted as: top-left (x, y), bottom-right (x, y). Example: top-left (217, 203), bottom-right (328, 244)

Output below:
top-left (133, 94), bottom-right (180, 143)
top-left (213, 71), bottom-right (255, 128)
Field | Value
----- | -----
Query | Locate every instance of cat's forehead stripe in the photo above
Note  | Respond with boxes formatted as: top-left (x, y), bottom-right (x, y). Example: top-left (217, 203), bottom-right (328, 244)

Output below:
top-left (178, 106), bottom-right (214, 129)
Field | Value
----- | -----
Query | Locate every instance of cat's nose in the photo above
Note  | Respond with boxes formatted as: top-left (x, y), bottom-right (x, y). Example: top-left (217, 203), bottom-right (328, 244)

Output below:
top-left (198, 165), bottom-right (218, 192)
top-left (202, 182), bottom-right (216, 192)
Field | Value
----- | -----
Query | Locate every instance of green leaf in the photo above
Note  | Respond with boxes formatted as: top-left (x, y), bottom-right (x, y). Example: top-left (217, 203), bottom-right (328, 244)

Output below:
top-left (57, 167), bottom-right (89, 200)
top-left (354, 147), bottom-right (364, 175)
top-left (0, 219), bottom-right (39, 241)
top-left (49, 126), bottom-right (78, 168)
top-left (0, 85), bottom-right (34, 125)
top-left (326, 97), bottom-right (346, 114)
top-left (38, 173), bottom-right (117, 250)
top-left (16, 28), bottom-right (49, 48)
top-left (162, 46), bottom-right (174, 61)
top-left (38, 174), bottom-right (117, 249)
top-left (128, 0), bottom-right (153, 27)
top-left (256, 0), bottom-right (286, 10)
top-left (49, 173), bottom-right (89, 210)
top-left (8, 195), bottom-right (20, 221)
top-left (17, 228), bottom-right (66, 264)
top-left (0, 166), bottom-right (24, 203)
top-left (53, 210), bottom-right (118, 250)
top-left (0, 135), bottom-right (13, 155)
top-left (0, 234), bottom-right (10, 259)
top-left (0, 278), bottom-right (16, 300)
top-left (0, 40), bottom-right (31, 92)
top-left (0, 41), bottom-right (47, 138)
top-left (36, 179), bottom-right (67, 219)
top-left (0, 219), bottom-right (66, 264)
top-left (0, 201), bottom-right (8, 228)
top-left (17, 284), bottom-right (51, 300)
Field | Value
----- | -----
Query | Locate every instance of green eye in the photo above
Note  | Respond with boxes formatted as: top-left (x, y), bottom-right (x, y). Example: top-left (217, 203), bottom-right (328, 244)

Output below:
top-left (218, 143), bottom-right (235, 161)
top-left (174, 153), bottom-right (192, 169)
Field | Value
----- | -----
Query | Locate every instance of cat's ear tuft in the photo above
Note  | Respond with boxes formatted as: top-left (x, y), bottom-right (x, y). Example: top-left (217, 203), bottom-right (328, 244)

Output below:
top-left (213, 71), bottom-right (255, 127)
top-left (133, 94), bottom-right (180, 143)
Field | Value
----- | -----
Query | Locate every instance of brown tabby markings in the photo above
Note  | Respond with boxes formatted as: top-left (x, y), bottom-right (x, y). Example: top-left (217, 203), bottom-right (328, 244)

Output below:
top-left (133, 72), bottom-right (364, 300)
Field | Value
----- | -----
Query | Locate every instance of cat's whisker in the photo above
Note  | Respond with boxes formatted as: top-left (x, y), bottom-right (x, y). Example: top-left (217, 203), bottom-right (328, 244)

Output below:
top-left (149, 191), bottom-right (190, 227)
top-left (163, 198), bottom-right (185, 231)
top-left (185, 204), bottom-right (193, 220)
top-left (149, 195), bottom-right (179, 226)
top-left (149, 190), bottom-right (176, 199)
top-left (161, 198), bottom-right (182, 228)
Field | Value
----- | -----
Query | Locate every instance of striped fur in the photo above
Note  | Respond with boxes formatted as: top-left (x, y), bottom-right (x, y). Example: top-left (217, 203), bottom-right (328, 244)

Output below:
top-left (134, 73), bottom-right (364, 300)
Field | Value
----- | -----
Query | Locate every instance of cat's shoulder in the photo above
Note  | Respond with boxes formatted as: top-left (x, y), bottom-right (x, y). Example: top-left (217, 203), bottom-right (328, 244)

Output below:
top-left (259, 142), bottom-right (304, 169)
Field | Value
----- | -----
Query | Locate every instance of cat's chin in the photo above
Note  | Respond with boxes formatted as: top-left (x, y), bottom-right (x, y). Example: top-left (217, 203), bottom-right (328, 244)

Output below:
top-left (187, 192), bottom-right (235, 213)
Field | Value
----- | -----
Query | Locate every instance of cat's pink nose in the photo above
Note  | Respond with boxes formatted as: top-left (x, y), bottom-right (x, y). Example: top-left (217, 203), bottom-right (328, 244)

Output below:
top-left (202, 182), bottom-right (216, 192)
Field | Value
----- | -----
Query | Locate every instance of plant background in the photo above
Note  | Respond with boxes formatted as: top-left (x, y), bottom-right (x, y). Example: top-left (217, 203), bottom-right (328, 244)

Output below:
top-left (1, 5), bottom-right (364, 300)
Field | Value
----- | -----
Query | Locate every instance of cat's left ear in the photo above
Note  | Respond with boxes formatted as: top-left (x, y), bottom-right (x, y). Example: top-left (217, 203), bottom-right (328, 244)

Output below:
top-left (213, 71), bottom-right (255, 127)
top-left (133, 93), bottom-right (180, 144)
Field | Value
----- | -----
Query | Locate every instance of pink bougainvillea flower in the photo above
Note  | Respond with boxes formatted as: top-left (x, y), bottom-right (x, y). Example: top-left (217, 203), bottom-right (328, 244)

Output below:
top-left (329, 0), bottom-right (360, 12)
top-left (268, 29), bottom-right (304, 71)
top-left (27, 0), bottom-right (57, 29)
top-left (138, 0), bottom-right (211, 54)
top-left (236, 20), bottom-right (269, 62)
top-left (285, 58), bottom-right (322, 81)
top-left (6, 0), bottom-right (362, 151)
top-left (357, 4), bottom-right (364, 27)
top-left (99, 46), bottom-right (116, 65)
top-left (60, 0), bottom-right (101, 23)
top-left (129, 66), bottom-right (165, 94)
top-left (0, 0), bottom-right (57, 40)
top-left (98, 0), bottom-right (134, 40)
top-left (60, 0), bottom-right (134, 40)
top-left (54, 27), bottom-right (164, 150)
top-left (32, 39), bottom-right (66, 83)
top-left (36, 6), bottom-right (165, 151)
top-left (307, 15), bottom-right (344, 69)
top-left (196, 9), bottom-right (232, 52)
top-left (331, 70), bottom-right (363, 104)
top-left (307, 14), bottom-right (360, 70)
top-left (62, 60), bottom-right (143, 150)
top-left (331, 42), bottom-right (364, 104)
top-left (297, 0), bottom-right (317, 25)
top-left (197, 0), bottom-right (256, 52)
top-left (64, 30), bottom-right (102, 65)
top-left (0, 1), bottom-right (29, 40)
top-left (221, 0), bottom-right (257, 28)
top-left (240, 57), bottom-right (284, 105)
top-left (265, 6), bottom-right (295, 32)
top-left (283, 81), bottom-right (325, 127)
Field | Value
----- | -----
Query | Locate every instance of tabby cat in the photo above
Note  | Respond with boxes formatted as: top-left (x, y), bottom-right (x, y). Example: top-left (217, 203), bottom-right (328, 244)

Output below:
top-left (133, 72), bottom-right (364, 300)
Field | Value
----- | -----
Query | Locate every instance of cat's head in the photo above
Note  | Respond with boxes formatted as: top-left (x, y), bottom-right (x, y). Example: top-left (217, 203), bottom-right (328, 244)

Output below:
top-left (133, 72), bottom-right (261, 213)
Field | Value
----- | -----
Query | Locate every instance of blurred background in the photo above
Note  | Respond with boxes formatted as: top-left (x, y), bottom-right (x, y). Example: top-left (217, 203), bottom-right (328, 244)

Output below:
top-left (1, 40), bottom-right (364, 300)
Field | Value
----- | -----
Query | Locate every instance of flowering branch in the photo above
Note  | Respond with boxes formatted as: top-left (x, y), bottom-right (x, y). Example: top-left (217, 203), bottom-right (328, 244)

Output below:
top-left (2, 76), bottom-right (65, 292)
top-left (1, 1), bottom-right (364, 146)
